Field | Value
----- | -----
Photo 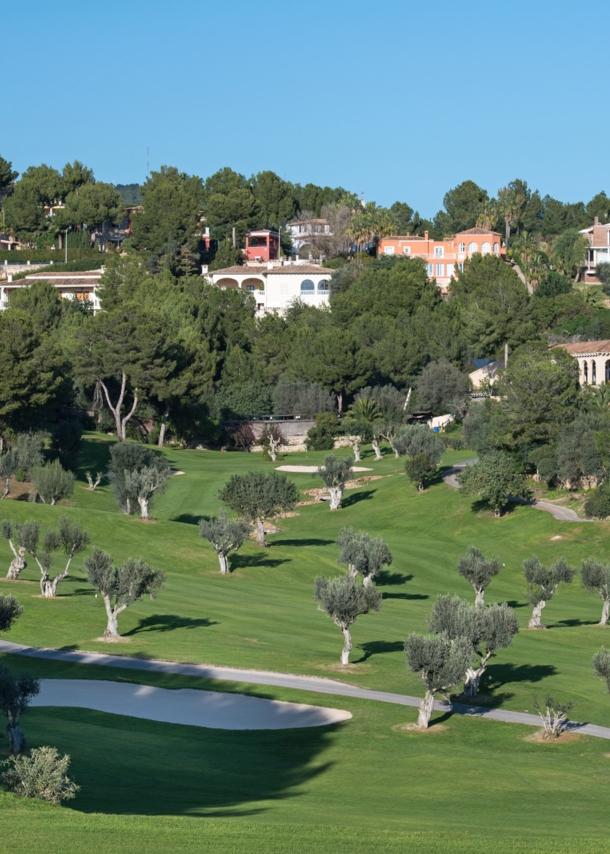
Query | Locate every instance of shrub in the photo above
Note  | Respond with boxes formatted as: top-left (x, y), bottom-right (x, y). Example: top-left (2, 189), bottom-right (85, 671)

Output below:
top-left (394, 424), bottom-right (445, 462)
top-left (306, 412), bottom-right (343, 451)
top-left (405, 452), bottom-right (437, 490)
top-left (584, 483), bottom-right (610, 519)
top-left (15, 433), bottom-right (44, 480)
top-left (30, 460), bottom-right (75, 505)
top-left (2, 747), bottom-right (79, 804)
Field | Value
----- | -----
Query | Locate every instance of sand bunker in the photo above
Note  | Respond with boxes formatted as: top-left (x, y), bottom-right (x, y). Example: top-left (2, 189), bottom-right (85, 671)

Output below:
top-left (33, 679), bottom-right (351, 730)
top-left (276, 465), bottom-right (372, 473)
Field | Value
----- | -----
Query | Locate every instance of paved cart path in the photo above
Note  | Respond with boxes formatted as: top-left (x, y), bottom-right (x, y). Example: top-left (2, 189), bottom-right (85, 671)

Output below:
top-left (442, 460), bottom-right (590, 522)
top-left (2, 639), bottom-right (609, 739)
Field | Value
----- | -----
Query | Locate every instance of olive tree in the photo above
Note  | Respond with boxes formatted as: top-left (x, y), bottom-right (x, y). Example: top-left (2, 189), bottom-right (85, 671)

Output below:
top-left (199, 511), bottom-right (250, 574)
top-left (84, 547), bottom-right (165, 639)
top-left (108, 443), bottom-right (170, 516)
top-left (0, 664), bottom-right (40, 754)
top-left (30, 460), bottom-right (75, 505)
top-left (39, 517), bottom-right (91, 598)
top-left (523, 556), bottom-right (575, 629)
top-left (593, 647), bottom-right (610, 692)
top-left (259, 423), bottom-right (286, 462)
top-left (0, 449), bottom-right (20, 499)
top-left (219, 471), bottom-right (299, 547)
top-left (0, 594), bottom-right (23, 632)
top-left (459, 452), bottom-right (529, 517)
top-left (1, 520), bottom-right (39, 580)
top-left (404, 452), bottom-right (437, 491)
top-left (580, 558), bottom-right (610, 625)
top-left (457, 546), bottom-right (502, 607)
top-left (393, 425), bottom-right (444, 462)
top-left (532, 695), bottom-right (573, 739)
top-left (316, 454), bottom-right (354, 510)
top-left (427, 594), bottom-right (519, 697)
top-left (124, 465), bottom-right (170, 520)
top-left (404, 633), bottom-right (473, 728)
top-left (336, 527), bottom-right (392, 586)
top-left (314, 574), bottom-right (382, 664)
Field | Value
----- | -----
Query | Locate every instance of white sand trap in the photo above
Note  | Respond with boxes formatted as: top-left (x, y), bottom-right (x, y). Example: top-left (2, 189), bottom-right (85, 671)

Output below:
top-left (32, 679), bottom-right (351, 730)
top-left (276, 465), bottom-right (372, 473)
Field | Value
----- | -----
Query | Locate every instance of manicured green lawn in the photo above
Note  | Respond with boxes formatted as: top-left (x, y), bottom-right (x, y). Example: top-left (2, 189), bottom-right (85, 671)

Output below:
top-left (3, 435), bottom-right (610, 852)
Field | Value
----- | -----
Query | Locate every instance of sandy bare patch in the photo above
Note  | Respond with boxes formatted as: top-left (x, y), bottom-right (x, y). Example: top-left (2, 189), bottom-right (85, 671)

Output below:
top-left (276, 465), bottom-right (372, 473)
top-left (170, 470), bottom-right (185, 475)
top-left (32, 679), bottom-right (352, 730)
top-left (524, 729), bottom-right (582, 744)
top-left (0, 578), bottom-right (36, 585)
top-left (551, 536), bottom-right (563, 541)
top-left (392, 722), bottom-right (449, 734)
top-left (95, 635), bottom-right (131, 643)
top-left (314, 663), bottom-right (373, 674)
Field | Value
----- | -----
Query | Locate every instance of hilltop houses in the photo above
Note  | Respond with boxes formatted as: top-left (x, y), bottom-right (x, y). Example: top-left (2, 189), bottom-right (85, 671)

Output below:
top-left (377, 227), bottom-right (505, 292)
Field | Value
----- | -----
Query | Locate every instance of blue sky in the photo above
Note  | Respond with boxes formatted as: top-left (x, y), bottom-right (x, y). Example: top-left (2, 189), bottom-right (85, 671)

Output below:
top-left (4, 0), bottom-right (608, 217)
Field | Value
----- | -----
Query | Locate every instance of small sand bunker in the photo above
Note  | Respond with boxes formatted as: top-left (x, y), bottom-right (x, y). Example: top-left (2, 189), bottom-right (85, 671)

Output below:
top-left (33, 679), bottom-right (351, 730)
top-left (276, 465), bottom-right (372, 473)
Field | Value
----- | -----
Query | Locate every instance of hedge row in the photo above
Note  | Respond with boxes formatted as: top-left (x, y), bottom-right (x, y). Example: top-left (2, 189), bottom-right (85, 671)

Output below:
top-left (0, 249), bottom-right (103, 263)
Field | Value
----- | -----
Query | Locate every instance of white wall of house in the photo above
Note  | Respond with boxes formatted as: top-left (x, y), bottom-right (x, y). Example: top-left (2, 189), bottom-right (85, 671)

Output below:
top-left (207, 265), bottom-right (331, 316)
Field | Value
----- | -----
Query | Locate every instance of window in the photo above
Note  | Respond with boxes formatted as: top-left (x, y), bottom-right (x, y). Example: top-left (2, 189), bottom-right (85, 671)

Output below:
top-left (300, 279), bottom-right (315, 295)
top-left (434, 246), bottom-right (444, 258)
top-left (482, 242), bottom-right (490, 254)
top-left (493, 242), bottom-right (499, 254)
top-left (468, 241), bottom-right (478, 253)
top-left (318, 279), bottom-right (329, 293)
top-left (584, 361), bottom-right (589, 383)
top-left (446, 263), bottom-right (455, 277)
top-left (436, 263), bottom-right (444, 276)
top-left (458, 262), bottom-right (464, 271)
top-left (593, 361), bottom-right (597, 384)
top-left (403, 246), bottom-right (411, 254)
top-left (384, 245), bottom-right (395, 255)
top-left (426, 263), bottom-right (434, 276)
top-left (458, 242), bottom-right (465, 252)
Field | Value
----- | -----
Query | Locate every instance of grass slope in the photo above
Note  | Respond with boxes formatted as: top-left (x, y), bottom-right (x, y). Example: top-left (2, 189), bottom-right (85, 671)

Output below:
top-left (2, 435), bottom-right (610, 852)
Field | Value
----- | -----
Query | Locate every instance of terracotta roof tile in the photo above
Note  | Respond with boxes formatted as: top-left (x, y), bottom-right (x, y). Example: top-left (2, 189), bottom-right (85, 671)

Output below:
top-left (554, 340), bottom-right (610, 355)
top-left (455, 227), bottom-right (502, 236)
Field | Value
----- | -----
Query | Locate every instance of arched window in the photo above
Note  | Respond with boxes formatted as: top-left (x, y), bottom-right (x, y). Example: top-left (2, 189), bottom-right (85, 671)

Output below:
top-left (493, 242), bottom-right (499, 254)
top-left (606, 360), bottom-right (610, 382)
top-left (482, 242), bottom-right (490, 254)
top-left (301, 279), bottom-right (315, 295)
top-left (593, 361), bottom-right (597, 384)
top-left (468, 241), bottom-right (478, 254)
top-left (584, 361), bottom-right (589, 383)
top-left (458, 242), bottom-right (465, 252)
top-left (318, 279), bottom-right (329, 293)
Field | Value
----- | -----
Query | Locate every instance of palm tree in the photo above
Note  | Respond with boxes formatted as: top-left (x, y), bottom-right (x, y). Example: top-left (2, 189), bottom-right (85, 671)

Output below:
top-left (574, 285), bottom-right (606, 309)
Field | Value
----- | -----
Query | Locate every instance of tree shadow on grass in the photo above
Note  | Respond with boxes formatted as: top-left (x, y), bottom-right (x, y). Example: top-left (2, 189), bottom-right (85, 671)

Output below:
top-left (72, 587), bottom-right (96, 596)
top-left (230, 554), bottom-right (292, 570)
top-left (172, 513), bottom-right (207, 526)
top-left (272, 538), bottom-right (335, 548)
top-left (124, 615), bottom-right (219, 636)
top-left (341, 489), bottom-right (376, 508)
top-left (552, 618), bottom-right (600, 628)
top-left (376, 571), bottom-right (413, 586)
top-left (506, 600), bottom-right (529, 609)
top-left (53, 708), bottom-right (342, 817)
top-left (356, 640), bottom-right (405, 662)
top-left (488, 662), bottom-right (557, 689)
top-left (382, 591), bottom-right (429, 601)
top-left (470, 498), bottom-right (518, 516)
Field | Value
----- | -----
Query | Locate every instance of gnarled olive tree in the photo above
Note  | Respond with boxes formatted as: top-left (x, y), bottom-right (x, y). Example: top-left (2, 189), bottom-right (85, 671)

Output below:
top-left (0, 664), bottom-right (40, 755)
top-left (581, 558), bottom-right (610, 625)
top-left (523, 556), bottom-right (575, 629)
top-left (314, 574), bottom-right (381, 664)
top-left (199, 511), bottom-right (250, 573)
top-left (457, 546), bottom-right (502, 607)
top-left (219, 471), bottom-right (298, 547)
top-left (316, 454), bottom-right (353, 510)
top-left (405, 633), bottom-right (472, 728)
top-left (336, 527), bottom-right (392, 586)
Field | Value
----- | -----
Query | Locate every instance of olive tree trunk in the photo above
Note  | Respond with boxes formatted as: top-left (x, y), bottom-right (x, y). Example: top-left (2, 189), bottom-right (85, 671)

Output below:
top-left (40, 570), bottom-right (69, 598)
top-left (103, 596), bottom-right (127, 639)
top-left (341, 626), bottom-right (352, 665)
top-left (417, 690), bottom-right (435, 729)
top-left (255, 518), bottom-right (267, 547)
top-left (6, 546), bottom-right (26, 580)
top-left (371, 439), bottom-right (382, 461)
top-left (269, 437), bottom-right (281, 462)
top-left (6, 719), bottom-right (25, 755)
top-left (329, 487), bottom-right (343, 510)
top-left (137, 496), bottom-right (150, 520)
top-left (350, 439), bottom-right (361, 462)
top-left (528, 599), bottom-right (547, 629)
top-left (348, 562), bottom-right (357, 578)
top-left (463, 652), bottom-right (492, 698)
top-left (475, 587), bottom-right (485, 608)
top-left (158, 406), bottom-right (170, 448)
top-left (600, 598), bottom-right (610, 626)
top-left (218, 552), bottom-right (230, 574)
top-left (1, 476), bottom-right (10, 499)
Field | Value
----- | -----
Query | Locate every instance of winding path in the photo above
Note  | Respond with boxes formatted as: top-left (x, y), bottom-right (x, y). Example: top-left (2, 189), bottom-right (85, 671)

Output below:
top-left (442, 461), bottom-right (590, 522)
top-left (2, 639), bottom-right (610, 740)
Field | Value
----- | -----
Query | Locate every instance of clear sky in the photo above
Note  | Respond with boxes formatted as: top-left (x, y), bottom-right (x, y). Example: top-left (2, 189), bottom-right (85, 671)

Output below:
top-left (4, 0), bottom-right (608, 217)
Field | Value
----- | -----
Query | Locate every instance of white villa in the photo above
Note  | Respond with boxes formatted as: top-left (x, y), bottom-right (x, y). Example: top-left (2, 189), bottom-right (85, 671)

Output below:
top-left (287, 218), bottom-right (331, 252)
top-left (0, 269), bottom-right (102, 311)
top-left (205, 262), bottom-right (331, 316)
top-left (555, 340), bottom-right (610, 386)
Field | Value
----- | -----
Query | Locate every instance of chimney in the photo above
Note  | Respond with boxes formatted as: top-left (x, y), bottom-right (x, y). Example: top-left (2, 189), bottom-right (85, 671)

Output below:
top-left (424, 230), bottom-right (429, 240)
top-left (595, 217), bottom-right (600, 226)
top-left (201, 264), bottom-right (209, 276)
top-left (7, 274), bottom-right (12, 282)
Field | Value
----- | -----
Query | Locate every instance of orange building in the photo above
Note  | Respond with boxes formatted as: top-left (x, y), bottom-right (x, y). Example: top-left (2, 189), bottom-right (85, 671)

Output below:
top-left (377, 227), bottom-right (505, 291)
